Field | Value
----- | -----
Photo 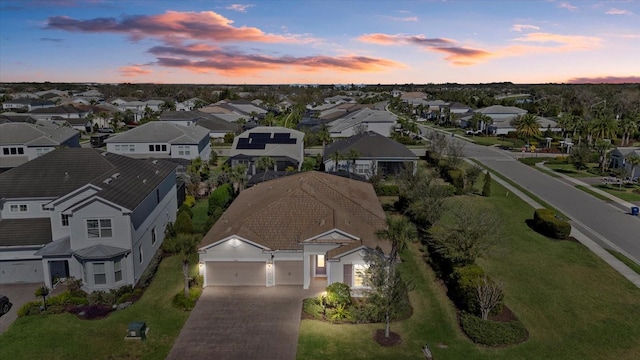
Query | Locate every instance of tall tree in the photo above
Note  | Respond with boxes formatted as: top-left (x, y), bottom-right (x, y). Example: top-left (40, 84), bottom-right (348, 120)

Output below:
top-left (375, 216), bottom-right (418, 265)
top-left (594, 140), bottom-right (612, 173)
top-left (591, 116), bottom-right (618, 142)
top-left (346, 149), bottom-right (360, 177)
top-left (625, 154), bottom-right (640, 180)
top-left (476, 276), bottom-right (504, 320)
top-left (329, 151), bottom-right (344, 172)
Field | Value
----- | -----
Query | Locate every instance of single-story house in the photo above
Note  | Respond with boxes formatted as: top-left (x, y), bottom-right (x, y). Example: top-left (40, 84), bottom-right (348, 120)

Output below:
top-left (323, 131), bottom-right (418, 178)
top-left (327, 108), bottom-right (397, 138)
top-left (2, 98), bottom-right (56, 111)
top-left (0, 122), bottom-right (80, 170)
top-left (610, 147), bottom-right (640, 178)
top-left (105, 122), bottom-right (211, 161)
top-left (28, 104), bottom-right (91, 120)
top-left (0, 148), bottom-right (177, 292)
top-left (197, 171), bottom-right (389, 289)
top-left (228, 126), bottom-right (305, 175)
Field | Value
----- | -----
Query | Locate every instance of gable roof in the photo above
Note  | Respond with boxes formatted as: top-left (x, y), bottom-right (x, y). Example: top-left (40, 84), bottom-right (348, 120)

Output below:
top-left (476, 105), bottom-right (527, 115)
top-left (0, 148), bottom-right (176, 211)
top-left (0, 122), bottom-right (79, 146)
top-left (104, 122), bottom-right (209, 144)
top-left (158, 110), bottom-right (209, 122)
top-left (230, 126), bottom-right (304, 160)
top-left (199, 171), bottom-right (388, 253)
top-left (28, 104), bottom-right (91, 115)
top-left (196, 116), bottom-right (240, 132)
top-left (324, 131), bottom-right (418, 159)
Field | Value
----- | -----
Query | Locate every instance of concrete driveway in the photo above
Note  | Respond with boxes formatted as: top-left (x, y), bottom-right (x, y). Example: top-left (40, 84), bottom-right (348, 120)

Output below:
top-left (0, 283), bottom-right (41, 334)
top-left (167, 285), bottom-right (321, 360)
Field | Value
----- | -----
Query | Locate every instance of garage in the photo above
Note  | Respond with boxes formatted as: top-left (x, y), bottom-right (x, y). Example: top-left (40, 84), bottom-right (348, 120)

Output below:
top-left (0, 260), bottom-right (43, 284)
top-left (206, 261), bottom-right (266, 286)
top-left (275, 261), bottom-right (303, 285)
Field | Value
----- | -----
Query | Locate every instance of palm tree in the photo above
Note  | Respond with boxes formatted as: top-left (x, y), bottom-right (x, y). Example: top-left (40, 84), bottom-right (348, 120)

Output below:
top-left (626, 154), bottom-right (640, 180)
top-left (594, 140), bottom-right (612, 174)
top-left (619, 117), bottom-right (638, 146)
top-left (346, 149), bottom-right (360, 177)
top-left (591, 116), bottom-right (618, 142)
top-left (375, 216), bottom-right (418, 265)
top-left (330, 151), bottom-right (344, 172)
top-left (255, 156), bottom-right (275, 181)
top-left (513, 114), bottom-right (541, 145)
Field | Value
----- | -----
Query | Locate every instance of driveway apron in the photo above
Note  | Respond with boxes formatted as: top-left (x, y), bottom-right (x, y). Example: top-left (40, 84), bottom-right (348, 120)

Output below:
top-left (167, 286), bottom-right (317, 360)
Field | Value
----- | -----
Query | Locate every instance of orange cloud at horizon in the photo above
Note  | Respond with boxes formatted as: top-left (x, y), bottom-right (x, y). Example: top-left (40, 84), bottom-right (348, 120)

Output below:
top-left (119, 65), bottom-right (152, 77)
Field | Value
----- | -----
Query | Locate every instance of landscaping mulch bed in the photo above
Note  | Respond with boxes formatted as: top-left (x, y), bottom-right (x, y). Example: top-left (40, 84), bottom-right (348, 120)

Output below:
top-left (488, 305), bottom-right (517, 322)
top-left (374, 329), bottom-right (402, 347)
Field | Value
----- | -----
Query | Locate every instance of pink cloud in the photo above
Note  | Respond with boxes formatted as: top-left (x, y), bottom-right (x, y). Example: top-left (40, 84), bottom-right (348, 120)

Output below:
top-left (606, 8), bottom-right (633, 15)
top-left (119, 65), bottom-right (152, 77)
top-left (358, 33), bottom-right (454, 47)
top-left (46, 11), bottom-right (302, 43)
top-left (558, 2), bottom-right (578, 11)
top-left (512, 24), bottom-right (540, 32)
top-left (567, 76), bottom-right (640, 84)
top-left (226, 4), bottom-right (254, 13)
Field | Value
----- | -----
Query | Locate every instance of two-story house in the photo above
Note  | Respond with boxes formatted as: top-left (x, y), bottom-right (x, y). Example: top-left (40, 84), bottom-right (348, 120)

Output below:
top-left (104, 121), bottom-right (211, 161)
top-left (0, 148), bottom-right (177, 291)
top-left (0, 122), bottom-right (80, 171)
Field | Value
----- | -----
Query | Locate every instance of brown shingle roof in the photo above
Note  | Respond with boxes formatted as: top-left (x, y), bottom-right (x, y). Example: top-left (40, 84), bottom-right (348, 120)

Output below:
top-left (199, 171), bottom-right (389, 252)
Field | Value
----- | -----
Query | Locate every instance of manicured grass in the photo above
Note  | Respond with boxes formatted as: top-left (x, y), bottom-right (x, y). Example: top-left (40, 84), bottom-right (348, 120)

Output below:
top-left (0, 256), bottom-right (191, 360)
top-left (191, 198), bottom-right (209, 233)
top-left (596, 185), bottom-right (640, 202)
top-left (297, 179), bottom-right (640, 360)
top-left (545, 163), bottom-right (600, 178)
top-left (606, 250), bottom-right (640, 275)
top-left (575, 185), bottom-right (612, 202)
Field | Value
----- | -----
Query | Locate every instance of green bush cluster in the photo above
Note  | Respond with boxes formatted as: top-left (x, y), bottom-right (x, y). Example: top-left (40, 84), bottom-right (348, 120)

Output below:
top-left (172, 287), bottom-right (202, 311)
top-left (444, 169), bottom-right (465, 194)
top-left (374, 184), bottom-right (400, 196)
top-left (449, 264), bottom-right (485, 314)
top-left (325, 282), bottom-right (352, 307)
top-left (460, 312), bottom-right (528, 346)
top-left (178, 204), bottom-right (193, 218)
top-left (533, 208), bottom-right (571, 239)
top-left (137, 248), bottom-right (163, 289)
top-left (302, 297), bottom-right (324, 320)
top-left (17, 301), bottom-right (43, 317)
top-left (208, 183), bottom-right (234, 216)
top-left (174, 211), bottom-right (194, 234)
top-left (183, 195), bottom-right (196, 208)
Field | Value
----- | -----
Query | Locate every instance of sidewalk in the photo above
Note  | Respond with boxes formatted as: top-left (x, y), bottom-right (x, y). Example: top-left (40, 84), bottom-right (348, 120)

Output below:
top-left (467, 159), bottom-right (640, 289)
top-left (536, 162), bottom-right (638, 211)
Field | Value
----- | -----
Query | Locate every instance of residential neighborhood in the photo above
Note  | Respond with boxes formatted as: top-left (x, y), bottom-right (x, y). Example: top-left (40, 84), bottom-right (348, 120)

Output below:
top-left (0, 82), bottom-right (639, 360)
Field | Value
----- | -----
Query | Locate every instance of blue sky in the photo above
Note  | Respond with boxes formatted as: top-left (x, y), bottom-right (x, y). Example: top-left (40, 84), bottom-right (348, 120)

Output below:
top-left (0, 0), bottom-right (639, 84)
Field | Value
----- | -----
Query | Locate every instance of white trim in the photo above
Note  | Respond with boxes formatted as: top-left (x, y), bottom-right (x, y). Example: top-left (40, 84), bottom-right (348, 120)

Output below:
top-left (199, 234), bottom-right (271, 251)
top-left (301, 228), bottom-right (360, 242)
top-left (327, 244), bottom-right (369, 261)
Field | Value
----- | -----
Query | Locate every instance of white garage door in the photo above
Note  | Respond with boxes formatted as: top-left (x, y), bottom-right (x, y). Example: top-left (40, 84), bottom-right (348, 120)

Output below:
top-left (275, 261), bottom-right (303, 285)
top-left (206, 261), bottom-right (266, 286)
top-left (0, 260), bottom-right (44, 284)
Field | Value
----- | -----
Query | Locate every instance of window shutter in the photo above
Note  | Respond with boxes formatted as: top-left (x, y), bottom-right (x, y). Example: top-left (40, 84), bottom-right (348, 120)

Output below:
top-left (343, 264), bottom-right (353, 287)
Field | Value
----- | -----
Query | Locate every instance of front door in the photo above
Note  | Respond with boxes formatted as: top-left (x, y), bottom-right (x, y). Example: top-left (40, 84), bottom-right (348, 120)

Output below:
top-left (315, 255), bottom-right (326, 276)
top-left (49, 260), bottom-right (70, 283)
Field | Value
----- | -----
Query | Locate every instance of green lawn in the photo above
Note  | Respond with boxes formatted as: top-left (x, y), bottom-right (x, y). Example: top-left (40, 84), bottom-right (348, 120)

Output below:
top-left (191, 198), bottom-right (209, 233)
top-left (596, 185), bottom-right (640, 202)
top-left (545, 163), bottom-right (600, 178)
top-left (575, 185), bottom-right (612, 202)
top-left (297, 180), bottom-right (640, 360)
top-left (606, 250), bottom-right (640, 275)
top-left (0, 256), bottom-right (191, 360)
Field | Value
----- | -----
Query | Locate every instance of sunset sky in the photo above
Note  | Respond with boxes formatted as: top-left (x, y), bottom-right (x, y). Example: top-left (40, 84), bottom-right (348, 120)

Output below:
top-left (1, 0), bottom-right (639, 84)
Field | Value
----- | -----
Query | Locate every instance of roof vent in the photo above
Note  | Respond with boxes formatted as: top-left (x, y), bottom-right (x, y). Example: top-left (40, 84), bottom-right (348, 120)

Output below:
top-left (152, 160), bottom-right (158, 164)
top-left (103, 178), bottom-right (113, 184)
top-left (142, 179), bottom-right (147, 184)
top-left (155, 170), bottom-right (160, 175)
top-left (64, 172), bottom-right (69, 180)
top-left (111, 173), bottom-right (120, 179)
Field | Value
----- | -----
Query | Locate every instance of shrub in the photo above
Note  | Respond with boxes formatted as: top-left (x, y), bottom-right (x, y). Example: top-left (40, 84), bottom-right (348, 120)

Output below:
top-left (183, 195), bottom-right (196, 208)
top-left (446, 169), bottom-right (465, 194)
top-left (174, 211), bottom-right (194, 234)
top-left (533, 208), bottom-right (571, 239)
top-left (17, 301), bottom-right (42, 317)
top-left (190, 274), bottom-right (204, 288)
top-left (137, 248), bottom-right (163, 289)
top-left (302, 297), bottom-right (324, 320)
top-left (449, 264), bottom-right (485, 314)
top-left (460, 313), bottom-right (528, 346)
top-left (87, 291), bottom-right (116, 306)
top-left (178, 204), bottom-right (193, 218)
top-left (325, 282), bottom-right (352, 308)
top-left (329, 303), bottom-right (353, 322)
top-left (208, 183), bottom-right (234, 215)
top-left (374, 184), bottom-right (400, 196)
top-left (435, 184), bottom-right (456, 197)
top-left (482, 171), bottom-right (492, 197)
top-left (172, 287), bottom-right (202, 311)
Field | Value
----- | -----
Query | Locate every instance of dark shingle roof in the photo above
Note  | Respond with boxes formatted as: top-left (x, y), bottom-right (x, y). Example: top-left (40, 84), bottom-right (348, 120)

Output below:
top-left (323, 131), bottom-right (418, 159)
top-left (73, 244), bottom-right (130, 260)
top-left (29, 104), bottom-right (90, 115)
top-left (0, 218), bottom-right (52, 246)
top-left (0, 148), bottom-right (176, 211)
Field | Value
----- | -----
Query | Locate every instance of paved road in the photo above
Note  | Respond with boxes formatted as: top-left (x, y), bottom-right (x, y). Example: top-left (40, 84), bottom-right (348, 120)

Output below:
top-left (420, 126), bottom-right (640, 264)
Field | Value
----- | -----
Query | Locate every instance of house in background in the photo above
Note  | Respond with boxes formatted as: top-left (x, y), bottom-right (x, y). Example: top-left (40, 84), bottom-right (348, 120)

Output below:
top-left (0, 148), bottom-right (177, 291)
top-left (105, 122), bottom-right (211, 161)
top-left (327, 108), bottom-right (397, 138)
top-left (198, 171), bottom-right (389, 290)
top-left (0, 122), bottom-right (80, 170)
top-left (228, 126), bottom-right (304, 175)
top-left (323, 131), bottom-right (418, 178)
top-left (28, 104), bottom-right (92, 121)
top-left (176, 98), bottom-right (205, 111)
top-left (610, 147), bottom-right (640, 178)
top-left (159, 111), bottom-right (210, 127)
top-left (196, 115), bottom-right (240, 142)
top-left (2, 98), bottom-right (56, 111)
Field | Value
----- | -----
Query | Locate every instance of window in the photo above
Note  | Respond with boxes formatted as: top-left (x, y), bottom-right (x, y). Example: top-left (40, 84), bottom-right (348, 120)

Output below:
top-left (10, 204), bottom-right (27, 212)
top-left (177, 145), bottom-right (191, 156)
top-left (139, 245), bottom-right (143, 264)
top-left (93, 263), bottom-right (106, 285)
top-left (116, 144), bottom-right (135, 152)
top-left (355, 163), bottom-right (370, 175)
top-left (162, 145), bottom-right (167, 151)
top-left (35, 148), bottom-right (51, 157)
top-left (61, 214), bottom-right (69, 227)
top-left (2, 147), bottom-right (24, 155)
top-left (353, 264), bottom-right (368, 287)
top-left (148, 144), bottom-right (166, 152)
top-left (86, 219), bottom-right (112, 238)
top-left (114, 259), bottom-right (122, 282)
top-left (151, 227), bottom-right (157, 245)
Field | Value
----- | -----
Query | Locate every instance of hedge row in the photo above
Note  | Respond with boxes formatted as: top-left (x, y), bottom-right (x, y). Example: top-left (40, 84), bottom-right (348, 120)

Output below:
top-left (460, 312), bottom-right (529, 346)
top-left (374, 184), bottom-right (400, 196)
top-left (533, 208), bottom-right (571, 239)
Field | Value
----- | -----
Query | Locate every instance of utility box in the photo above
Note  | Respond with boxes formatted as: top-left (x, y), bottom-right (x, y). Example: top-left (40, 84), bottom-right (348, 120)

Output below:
top-left (631, 207), bottom-right (639, 216)
top-left (126, 321), bottom-right (147, 340)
